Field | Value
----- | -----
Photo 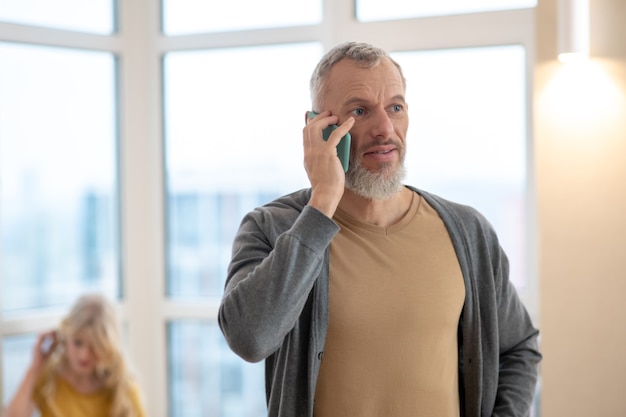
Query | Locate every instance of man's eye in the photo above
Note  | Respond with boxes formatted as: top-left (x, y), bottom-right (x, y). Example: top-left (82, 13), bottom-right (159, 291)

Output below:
top-left (392, 104), bottom-right (403, 112)
top-left (351, 108), bottom-right (365, 116)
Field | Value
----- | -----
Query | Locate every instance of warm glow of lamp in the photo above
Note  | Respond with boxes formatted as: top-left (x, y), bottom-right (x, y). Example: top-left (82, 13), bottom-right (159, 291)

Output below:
top-left (558, 0), bottom-right (589, 63)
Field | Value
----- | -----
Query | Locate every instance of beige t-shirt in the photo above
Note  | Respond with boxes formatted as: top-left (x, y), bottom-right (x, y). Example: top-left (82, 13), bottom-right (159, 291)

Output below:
top-left (314, 193), bottom-right (465, 417)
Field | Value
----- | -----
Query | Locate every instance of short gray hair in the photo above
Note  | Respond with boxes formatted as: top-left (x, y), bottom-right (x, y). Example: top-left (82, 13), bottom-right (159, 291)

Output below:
top-left (309, 42), bottom-right (406, 110)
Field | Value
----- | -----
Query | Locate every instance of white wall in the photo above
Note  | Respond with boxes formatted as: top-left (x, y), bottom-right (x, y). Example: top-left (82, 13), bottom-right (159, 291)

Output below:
top-left (535, 0), bottom-right (626, 415)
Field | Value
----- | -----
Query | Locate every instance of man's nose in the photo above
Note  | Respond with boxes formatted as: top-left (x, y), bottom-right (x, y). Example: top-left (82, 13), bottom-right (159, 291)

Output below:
top-left (370, 107), bottom-right (394, 139)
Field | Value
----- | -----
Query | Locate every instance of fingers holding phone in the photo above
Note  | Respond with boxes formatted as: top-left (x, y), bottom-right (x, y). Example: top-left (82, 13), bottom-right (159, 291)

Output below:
top-left (303, 111), bottom-right (354, 217)
top-left (39, 330), bottom-right (57, 354)
top-left (307, 111), bottom-right (352, 172)
top-left (304, 111), bottom-right (354, 172)
top-left (33, 330), bottom-right (58, 369)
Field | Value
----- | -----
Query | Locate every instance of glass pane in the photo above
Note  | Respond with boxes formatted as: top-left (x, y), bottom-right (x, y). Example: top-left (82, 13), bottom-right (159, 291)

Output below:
top-left (357, 0), bottom-right (536, 22)
top-left (392, 45), bottom-right (528, 289)
top-left (164, 42), bottom-right (321, 298)
top-left (0, 43), bottom-right (119, 314)
top-left (168, 321), bottom-right (265, 417)
top-left (0, 0), bottom-right (114, 34)
top-left (2, 334), bottom-right (36, 405)
top-left (162, 0), bottom-right (322, 35)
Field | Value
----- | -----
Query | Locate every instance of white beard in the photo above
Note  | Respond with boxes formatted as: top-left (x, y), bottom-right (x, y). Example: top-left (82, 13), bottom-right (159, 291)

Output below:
top-left (345, 158), bottom-right (406, 200)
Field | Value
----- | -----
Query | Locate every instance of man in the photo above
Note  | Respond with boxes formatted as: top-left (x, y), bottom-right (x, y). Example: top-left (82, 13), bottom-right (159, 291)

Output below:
top-left (218, 42), bottom-right (541, 417)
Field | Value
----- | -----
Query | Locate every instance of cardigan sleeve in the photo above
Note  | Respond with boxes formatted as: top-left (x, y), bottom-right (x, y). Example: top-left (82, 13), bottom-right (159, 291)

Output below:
top-left (218, 204), bottom-right (338, 363)
top-left (492, 250), bottom-right (542, 417)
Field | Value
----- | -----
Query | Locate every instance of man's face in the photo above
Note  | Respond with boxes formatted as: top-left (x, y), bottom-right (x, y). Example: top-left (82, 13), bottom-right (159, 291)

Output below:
top-left (318, 57), bottom-right (408, 198)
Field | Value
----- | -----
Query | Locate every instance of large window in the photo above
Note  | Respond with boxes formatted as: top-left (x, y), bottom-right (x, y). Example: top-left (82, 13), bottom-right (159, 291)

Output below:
top-left (164, 43), bottom-right (319, 299)
top-left (163, 41), bottom-right (320, 416)
top-left (0, 43), bottom-right (119, 314)
top-left (356, 0), bottom-right (536, 21)
top-left (162, 0), bottom-right (322, 34)
top-left (0, 41), bottom-right (119, 399)
top-left (0, 0), bottom-right (114, 33)
top-left (394, 45), bottom-right (528, 290)
top-left (0, 1), bottom-right (537, 417)
top-left (167, 321), bottom-right (265, 417)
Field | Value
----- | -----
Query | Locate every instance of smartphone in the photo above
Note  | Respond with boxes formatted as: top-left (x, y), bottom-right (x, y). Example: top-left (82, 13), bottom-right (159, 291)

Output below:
top-left (40, 331), bottom-right (57, 355)
top-left (308, 111), bottom-right (351, 172)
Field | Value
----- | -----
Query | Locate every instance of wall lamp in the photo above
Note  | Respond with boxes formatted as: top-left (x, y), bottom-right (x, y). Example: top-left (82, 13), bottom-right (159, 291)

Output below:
top-left (557, 0), bottom-right (590, 63)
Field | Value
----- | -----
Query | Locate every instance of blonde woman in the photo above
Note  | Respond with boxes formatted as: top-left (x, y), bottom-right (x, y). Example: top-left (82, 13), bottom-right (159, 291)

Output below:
top-left (2, 294), bottom-right (146, 417)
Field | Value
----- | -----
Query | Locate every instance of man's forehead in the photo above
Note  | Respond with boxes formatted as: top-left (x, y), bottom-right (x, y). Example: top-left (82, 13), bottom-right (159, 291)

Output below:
top-left (316, 58), bottom-right (404, 110)
top-left (327, 58), bottom-right (403, 85)
top-left (329, 62), bottom-right (403, 90)
top-left (341, 93), bottom-right (406, 107)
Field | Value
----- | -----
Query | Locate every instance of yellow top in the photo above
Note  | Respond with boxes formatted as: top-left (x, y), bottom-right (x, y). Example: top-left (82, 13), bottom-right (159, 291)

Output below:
top-left (33, 374), bottom-right (146, 417)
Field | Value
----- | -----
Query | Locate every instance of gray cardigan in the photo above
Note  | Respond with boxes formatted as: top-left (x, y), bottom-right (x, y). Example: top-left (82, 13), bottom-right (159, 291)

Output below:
top-left (219, 187), bottom-right (541, 417)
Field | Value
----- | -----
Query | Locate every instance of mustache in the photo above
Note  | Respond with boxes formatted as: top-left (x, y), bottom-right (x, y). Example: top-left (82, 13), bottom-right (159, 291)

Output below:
top-left (362, 138), bottom-right (399, 148)
top-left (352, 138), bottom-right (403, 156)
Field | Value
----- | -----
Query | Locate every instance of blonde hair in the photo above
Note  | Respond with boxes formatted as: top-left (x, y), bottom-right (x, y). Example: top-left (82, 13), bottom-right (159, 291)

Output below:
top-left (39, 293), bottom-right (140, 417)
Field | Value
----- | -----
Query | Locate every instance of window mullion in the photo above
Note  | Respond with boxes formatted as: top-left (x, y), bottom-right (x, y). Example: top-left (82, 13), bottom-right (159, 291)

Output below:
top-left (118, 0), bottom-right (167, 415)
